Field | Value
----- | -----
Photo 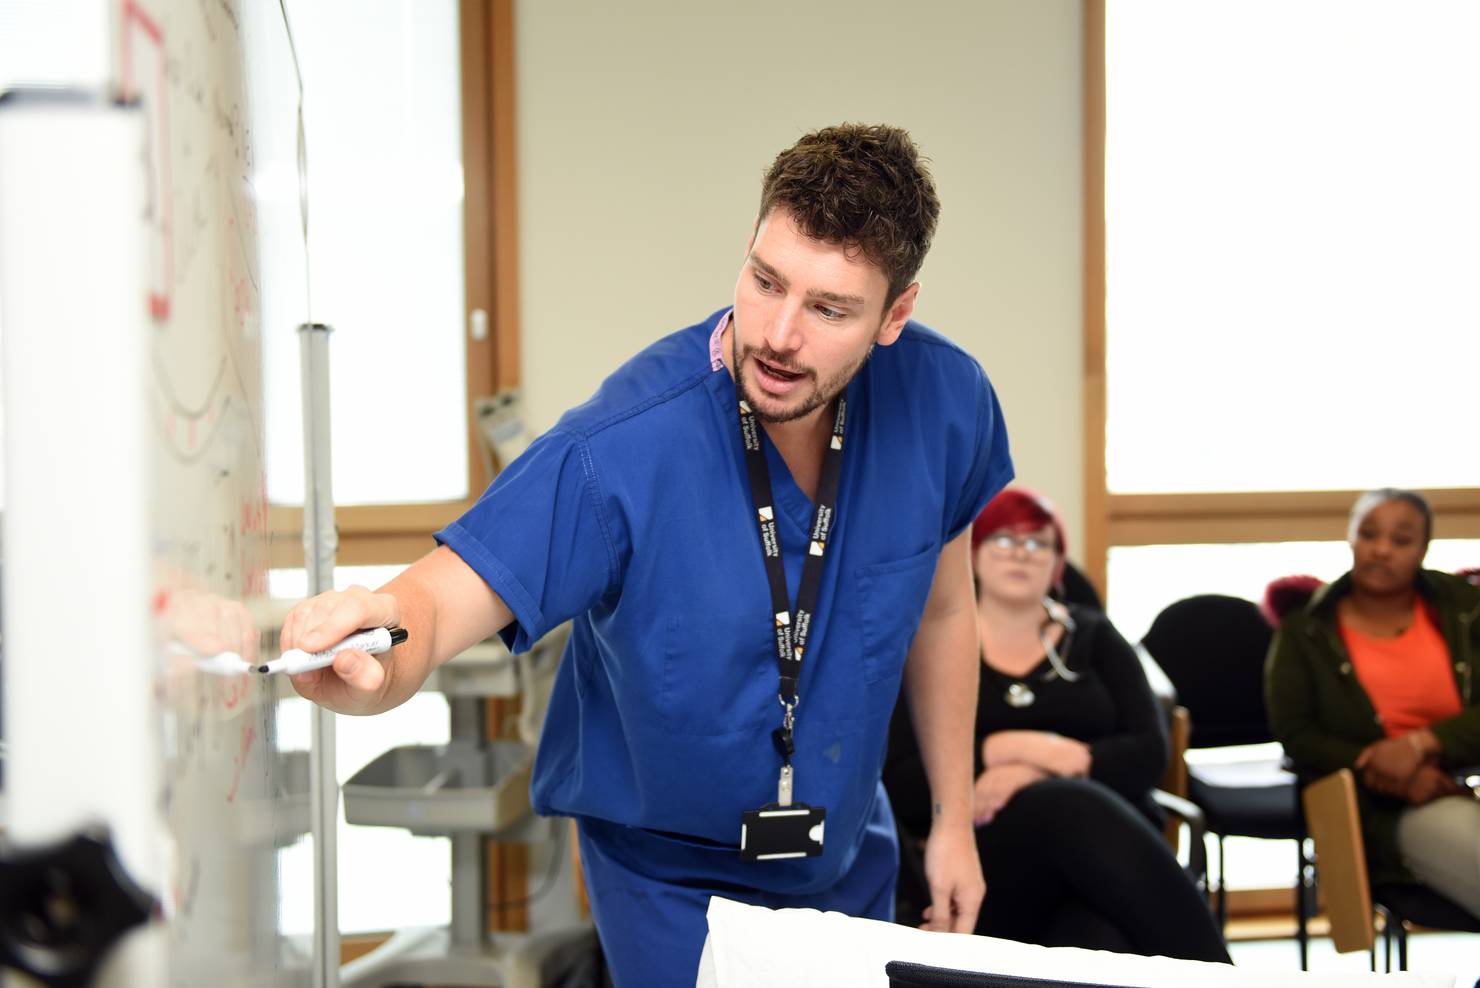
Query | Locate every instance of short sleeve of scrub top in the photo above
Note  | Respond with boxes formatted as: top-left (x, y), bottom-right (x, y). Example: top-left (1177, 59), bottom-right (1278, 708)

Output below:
top-left (948, 360), bottom-right (1013, 544)
top-left (436, 427), bottom-right (623, 654)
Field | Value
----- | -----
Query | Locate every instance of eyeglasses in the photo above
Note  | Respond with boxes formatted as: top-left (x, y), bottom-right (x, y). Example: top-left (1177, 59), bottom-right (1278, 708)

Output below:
top-left (983, 533), bottom-right (1056, 557)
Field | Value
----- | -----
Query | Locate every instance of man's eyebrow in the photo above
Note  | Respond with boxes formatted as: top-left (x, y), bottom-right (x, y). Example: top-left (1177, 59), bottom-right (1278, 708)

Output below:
top-left (748, 253), bottom-right (788, 288)
top-left (748, 253), bottom-right (867, 307)
top-left (808, 287), bottom-right (867, 307)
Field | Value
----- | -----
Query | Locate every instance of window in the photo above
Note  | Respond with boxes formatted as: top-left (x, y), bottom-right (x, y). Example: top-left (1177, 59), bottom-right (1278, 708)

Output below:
top-left (1088, 0), bottom-right (1480, 912)
top-left (1103, 0), bottom-right (1480, 498)
top-left (262, 0), bottom-right (468, 509)
top-left (265, 0), bottom-right (519, 569)
top-left (1086, 0), bottom-right (1480, 590)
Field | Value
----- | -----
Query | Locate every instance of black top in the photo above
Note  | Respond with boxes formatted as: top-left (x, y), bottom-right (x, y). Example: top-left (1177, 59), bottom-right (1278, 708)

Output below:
top-left (884, 604), bottom-right (1168, 839)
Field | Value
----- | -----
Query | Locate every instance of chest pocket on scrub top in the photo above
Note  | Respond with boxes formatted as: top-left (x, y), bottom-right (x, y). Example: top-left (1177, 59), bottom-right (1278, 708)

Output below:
top-left (659, 612), bottom-right (776, 736)
top-left (855, 544), bottom-right (941, 686)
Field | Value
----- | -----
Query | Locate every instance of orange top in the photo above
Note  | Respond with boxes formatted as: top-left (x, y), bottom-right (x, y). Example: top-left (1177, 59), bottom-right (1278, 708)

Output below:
top-left (1340, 603), bottom-right (1462, 738)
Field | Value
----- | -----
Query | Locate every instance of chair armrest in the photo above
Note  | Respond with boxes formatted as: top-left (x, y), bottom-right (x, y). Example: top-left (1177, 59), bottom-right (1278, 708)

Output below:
top-left (1151, 788), bottom-right (1207, 892)
top-left (1302, 768), bottom-right (1374, 954)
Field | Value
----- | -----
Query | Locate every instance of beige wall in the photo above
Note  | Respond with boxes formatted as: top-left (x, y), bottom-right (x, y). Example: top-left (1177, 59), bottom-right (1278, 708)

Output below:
top-left (514, 0), bottom-right (1085, 551)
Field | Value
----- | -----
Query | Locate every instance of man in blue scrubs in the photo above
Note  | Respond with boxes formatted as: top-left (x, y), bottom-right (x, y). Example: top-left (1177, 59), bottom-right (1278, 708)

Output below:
top-left (282, 124), bottom-right (1013, 984)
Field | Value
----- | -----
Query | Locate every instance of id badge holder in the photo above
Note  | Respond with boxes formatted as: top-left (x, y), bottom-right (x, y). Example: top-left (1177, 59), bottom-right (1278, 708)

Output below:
top-left (739, 764), bottom-right (825, 861)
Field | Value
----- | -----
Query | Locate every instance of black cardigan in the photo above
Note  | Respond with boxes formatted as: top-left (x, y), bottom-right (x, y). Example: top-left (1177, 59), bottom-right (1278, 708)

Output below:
top-left (884, 604), bottom-right (1168, 839)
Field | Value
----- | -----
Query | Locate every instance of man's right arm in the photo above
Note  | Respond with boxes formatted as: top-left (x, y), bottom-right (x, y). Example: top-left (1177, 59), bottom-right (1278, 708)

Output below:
top-left (281, 544), bottom-right (512, 715)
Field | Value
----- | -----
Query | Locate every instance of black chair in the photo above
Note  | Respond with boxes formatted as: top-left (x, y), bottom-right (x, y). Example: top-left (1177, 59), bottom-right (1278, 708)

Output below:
top-left (1374, 884), bottom-right (1480, 971)
top-left (1140, 594), bottom-right (1313, 969)
top-left (1057, 560), bottom-right (1104, 612)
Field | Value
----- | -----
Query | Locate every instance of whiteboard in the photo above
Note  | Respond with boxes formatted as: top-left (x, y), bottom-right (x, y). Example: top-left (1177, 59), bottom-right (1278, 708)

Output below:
top-left (0, 0), bottom-right (314, 985)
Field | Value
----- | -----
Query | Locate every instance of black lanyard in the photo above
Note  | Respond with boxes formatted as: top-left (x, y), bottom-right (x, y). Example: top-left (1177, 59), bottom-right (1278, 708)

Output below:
top-left (737, 394), bottom-right (847, 800)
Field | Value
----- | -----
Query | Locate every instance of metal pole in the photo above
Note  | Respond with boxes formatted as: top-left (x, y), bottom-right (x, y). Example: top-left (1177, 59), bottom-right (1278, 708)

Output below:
top-left (299, 322), bottom-right (340, 988)
top-left (448, 697), bottom-right (488, 949)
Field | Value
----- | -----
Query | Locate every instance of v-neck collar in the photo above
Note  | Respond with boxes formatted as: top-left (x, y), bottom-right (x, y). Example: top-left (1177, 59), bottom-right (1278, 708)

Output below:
top-left (706, 308), bottom-right (866, 541)
top-left (761, 437), bottom-right (816, 535)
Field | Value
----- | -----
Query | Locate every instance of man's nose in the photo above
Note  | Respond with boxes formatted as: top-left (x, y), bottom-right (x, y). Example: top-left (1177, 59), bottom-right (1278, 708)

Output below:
top-left (765, 301), bottom-right (805, 354)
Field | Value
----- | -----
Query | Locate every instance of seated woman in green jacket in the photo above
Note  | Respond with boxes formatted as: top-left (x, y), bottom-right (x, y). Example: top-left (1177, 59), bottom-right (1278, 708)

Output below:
top-left (1266, 488), bottom-right (1480, 918)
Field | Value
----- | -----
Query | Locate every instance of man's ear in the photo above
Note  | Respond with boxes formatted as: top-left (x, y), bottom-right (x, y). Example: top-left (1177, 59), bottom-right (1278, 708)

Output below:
top-left (875, 283), bottom-right (919, 347)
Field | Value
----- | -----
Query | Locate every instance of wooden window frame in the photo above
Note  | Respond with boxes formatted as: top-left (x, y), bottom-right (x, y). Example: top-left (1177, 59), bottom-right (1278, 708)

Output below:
top-left (268, 0), bottom-right (520, 569)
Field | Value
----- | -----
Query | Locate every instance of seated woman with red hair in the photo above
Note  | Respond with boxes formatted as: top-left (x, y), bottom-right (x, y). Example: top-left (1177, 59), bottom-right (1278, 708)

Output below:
top-left (884, 488), bottom-right (1228, 961)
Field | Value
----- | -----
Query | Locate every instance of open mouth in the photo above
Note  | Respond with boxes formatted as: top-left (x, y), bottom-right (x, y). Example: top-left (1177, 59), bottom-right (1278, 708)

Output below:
top-left (754, 356), bottom-right (808, 389)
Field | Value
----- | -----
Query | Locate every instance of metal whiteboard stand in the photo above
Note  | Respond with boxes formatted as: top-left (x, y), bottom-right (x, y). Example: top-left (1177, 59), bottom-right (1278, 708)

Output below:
top-left (298, 323), bottom-right (340, 988)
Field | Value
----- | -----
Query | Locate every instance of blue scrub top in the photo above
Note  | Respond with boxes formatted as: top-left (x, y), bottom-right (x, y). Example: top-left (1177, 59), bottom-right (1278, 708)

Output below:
top-left (437, 307), bottom-right (1012, 895)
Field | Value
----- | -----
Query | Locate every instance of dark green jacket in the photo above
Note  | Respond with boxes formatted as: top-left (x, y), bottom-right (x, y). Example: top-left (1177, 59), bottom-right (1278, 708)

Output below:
top-left (1265, 569), bottom-right (1480, 887)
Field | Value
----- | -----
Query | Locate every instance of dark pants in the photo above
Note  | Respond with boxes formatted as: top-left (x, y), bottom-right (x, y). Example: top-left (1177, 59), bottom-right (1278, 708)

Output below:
top-left (976, 777), bottom-right (1229, 963)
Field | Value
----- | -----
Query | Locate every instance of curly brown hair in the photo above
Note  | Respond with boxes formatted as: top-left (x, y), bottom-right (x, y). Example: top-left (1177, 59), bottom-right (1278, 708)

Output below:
top-left (758, 124), bottom-right (940, 305)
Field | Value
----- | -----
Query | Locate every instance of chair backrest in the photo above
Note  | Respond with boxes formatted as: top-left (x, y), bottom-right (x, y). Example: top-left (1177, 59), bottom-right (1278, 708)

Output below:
top-left (1302, 769), bottom-right (1374, 953)
top-left (1058, 559), bottom-right (1104, 612)
top-left (1140, 594), bottom-right (1274, 748)
top-left (1133, 641), bottom-right (1178, 720)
